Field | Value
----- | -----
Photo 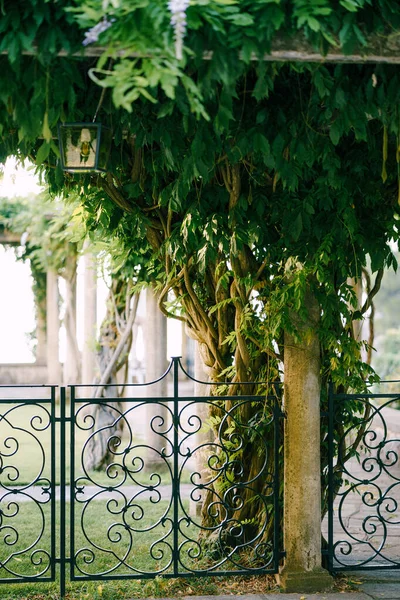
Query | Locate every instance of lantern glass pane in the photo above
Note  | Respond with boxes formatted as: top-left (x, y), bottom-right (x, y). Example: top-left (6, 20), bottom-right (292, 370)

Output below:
top-left (59, 124), bottom-right (100, 171)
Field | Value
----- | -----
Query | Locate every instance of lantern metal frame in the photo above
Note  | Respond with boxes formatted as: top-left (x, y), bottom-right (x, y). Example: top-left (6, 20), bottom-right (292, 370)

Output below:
top-left (58, 121), bottom-right (112, 173)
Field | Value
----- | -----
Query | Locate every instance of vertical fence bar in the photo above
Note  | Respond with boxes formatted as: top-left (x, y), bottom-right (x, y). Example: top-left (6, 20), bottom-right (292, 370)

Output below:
top-left (51, 386), bottom-right (56, 581)
top-left (172, 357), bottom-right (180, 575)
top-left (60, 386), bottom-right (66, 599)
top-left (70, 385), bottom-right (76, 583)
top-left (327, 382), bottom-right (334, 572)
top-left (273, 384), bottom-right (283, 572)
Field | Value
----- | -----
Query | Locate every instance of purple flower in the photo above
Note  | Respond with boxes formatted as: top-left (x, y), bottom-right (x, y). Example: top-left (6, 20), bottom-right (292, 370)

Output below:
top-left (82, 17), bottom-right (115, 47)
top-left (168, 0), bottom-right (190, 59)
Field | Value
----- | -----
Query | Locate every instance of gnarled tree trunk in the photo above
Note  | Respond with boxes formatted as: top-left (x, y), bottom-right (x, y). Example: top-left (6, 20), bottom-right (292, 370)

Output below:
top-left (84, 277), bottom-right (139, 471)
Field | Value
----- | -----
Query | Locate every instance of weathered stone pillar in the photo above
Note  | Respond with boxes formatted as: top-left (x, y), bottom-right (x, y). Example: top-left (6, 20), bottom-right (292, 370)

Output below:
top-left (280, 288), bottom-right (332, 593)
top-left (145, 287), bottom-right (168, 470)
top-left (82, 251), bottom-right (97, 384)
top-left (46, 270), bottom-right (62, 384)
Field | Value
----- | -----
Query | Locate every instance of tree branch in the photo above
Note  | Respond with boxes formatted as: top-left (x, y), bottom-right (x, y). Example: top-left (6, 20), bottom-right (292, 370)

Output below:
top-left (361, 268), bottom-right (384, 315)
top-left (94, 292), bottom-right (139, 398)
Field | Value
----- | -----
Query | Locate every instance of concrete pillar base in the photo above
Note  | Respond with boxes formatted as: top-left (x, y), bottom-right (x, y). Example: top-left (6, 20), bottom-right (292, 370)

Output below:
top-left (279, 567), bottom-right (333, 593)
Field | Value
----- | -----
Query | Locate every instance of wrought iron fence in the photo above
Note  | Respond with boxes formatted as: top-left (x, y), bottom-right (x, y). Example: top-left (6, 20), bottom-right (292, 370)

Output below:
top-left (0, 385), bottom-right (56, 584)
top-left (0, 358), bottom-right (284, 597)
top-left (325, 384), bottom-right (400, 572)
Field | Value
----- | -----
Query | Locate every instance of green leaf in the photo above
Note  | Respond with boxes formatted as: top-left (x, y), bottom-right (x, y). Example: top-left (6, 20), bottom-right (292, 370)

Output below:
top-left (329, 123), bottom-right (341, 146)
top-left (290, 213), bottom-right (303, 241)
top-left (352, 24), bottom-right (367, 46)
top-left (306, 16), bottom-right (321, 32)
top-left (321, 30), bottom-right (338, 47)
top-left (51, 141), bottom-right (60, 159)
top-left (340, 0), bottom-right (360, 12)
top-left (42, 111), bottom-right (52, 143)
top-left (227, 13), bottom-right (254, 26)
top-left (339, 15), bottom-right (353, 46)
top-left (36, 141), bottom-right (51, 165)
top-left (253, 132), bottom-right (271, 155)
top-left (269, 6), bottom-right (285, 29)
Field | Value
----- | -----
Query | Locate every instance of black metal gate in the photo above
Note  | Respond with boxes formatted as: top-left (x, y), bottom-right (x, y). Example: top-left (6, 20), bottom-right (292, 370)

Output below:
top-left (0, 358), bottom-right (283, 597)
top-left (325, 384), bottom-right (400, 572)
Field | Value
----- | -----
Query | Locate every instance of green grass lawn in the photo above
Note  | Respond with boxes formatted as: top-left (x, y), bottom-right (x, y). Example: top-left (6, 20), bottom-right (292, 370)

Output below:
top-left (0, 500), bottom-right (192, 580)
top-left (0, 499), bottom-right (279, 600)
top-left (0, 401), bottom-right (278, 599)
top-left (0, 401), bottom-right (191, 487)
top-left (0, 571), bottom-right (278, 600)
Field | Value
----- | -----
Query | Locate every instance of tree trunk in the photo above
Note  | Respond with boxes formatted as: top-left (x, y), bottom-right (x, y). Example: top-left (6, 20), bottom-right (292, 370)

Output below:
top-left (83, 277), bottom-right (138, 471)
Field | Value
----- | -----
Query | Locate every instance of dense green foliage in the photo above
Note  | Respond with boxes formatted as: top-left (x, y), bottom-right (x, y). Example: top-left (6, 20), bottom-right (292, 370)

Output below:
top-left (1, 1), bottom-right (399, 388)
top-left (2, 0), bottom-right (400, 558)
top-left (1, 0), bottom-right (400, 442)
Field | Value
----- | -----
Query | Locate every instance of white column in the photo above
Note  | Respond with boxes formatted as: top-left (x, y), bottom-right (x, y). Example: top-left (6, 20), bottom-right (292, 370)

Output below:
top-left (145, 288), bottom-right (168, 470)
top-left (82, 252), bottom-right (98, 383)
top-left (63, 269), bottom-right (80, 384)
top-left (35, 302), bottom-right (47, 365)
top-left (46, 270), bottom-right (62, 384)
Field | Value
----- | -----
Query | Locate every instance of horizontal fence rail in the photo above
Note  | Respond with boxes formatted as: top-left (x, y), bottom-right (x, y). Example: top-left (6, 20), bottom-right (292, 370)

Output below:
top-left (0, 359), bottom-right (284, 597)
top-left (325, 384), bottom-right (400, 572)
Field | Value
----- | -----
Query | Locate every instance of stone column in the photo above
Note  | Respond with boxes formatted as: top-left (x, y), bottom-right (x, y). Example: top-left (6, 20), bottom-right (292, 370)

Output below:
top-left (82, 251), bottom-right (97, 384)
top-left (46, 270), bottom-right (62, 384)
top-left (280, 288), bottom-right (332, 593)
top-left (63, 262), bottom-right (80, 384)
top-left (145, 287), bottom-right (168, 471)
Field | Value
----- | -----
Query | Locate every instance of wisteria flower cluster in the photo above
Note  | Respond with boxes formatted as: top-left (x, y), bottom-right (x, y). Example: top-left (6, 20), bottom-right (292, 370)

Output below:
top-left (82, 16), bottom-right (115, 47)
top-left (168, 0), bottom-right (190, 60)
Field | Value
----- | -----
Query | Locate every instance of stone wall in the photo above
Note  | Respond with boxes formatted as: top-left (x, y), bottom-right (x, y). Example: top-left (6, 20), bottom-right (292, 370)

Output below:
top-left (0, 364), bottom-right (48, 384)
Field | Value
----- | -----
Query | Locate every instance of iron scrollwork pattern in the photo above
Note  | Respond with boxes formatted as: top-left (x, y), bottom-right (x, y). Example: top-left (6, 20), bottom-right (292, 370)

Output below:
top-left (329, 394), bottom-right (400, 570)
top-left (0, 389), bottom-right (55, 582)
top-left (71, 375), bottom-right (281, 579)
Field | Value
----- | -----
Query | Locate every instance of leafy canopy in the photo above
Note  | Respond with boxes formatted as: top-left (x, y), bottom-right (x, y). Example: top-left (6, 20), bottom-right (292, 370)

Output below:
top-left (1, 1), bottom-right (400, 387)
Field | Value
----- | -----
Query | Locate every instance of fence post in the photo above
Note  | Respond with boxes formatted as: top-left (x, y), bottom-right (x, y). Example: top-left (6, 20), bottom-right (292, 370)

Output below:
top-left (279, 288), bottom-right (333, 593)
top-left (172, 356), bottom-right (180, 575)
top-left (273, 385), bottom-right (284, 574)
top-left (60, 386), bottom-right (66, 599)
top-left (327, 382), bottom-right (334, 572)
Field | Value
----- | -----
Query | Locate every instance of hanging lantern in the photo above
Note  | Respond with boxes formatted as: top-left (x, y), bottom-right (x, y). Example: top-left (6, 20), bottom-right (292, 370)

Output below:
top-left (58, 122), bottom-right (112, 173)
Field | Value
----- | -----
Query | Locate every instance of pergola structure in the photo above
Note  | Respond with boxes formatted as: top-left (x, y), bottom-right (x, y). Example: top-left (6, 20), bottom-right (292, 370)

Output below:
top-left (0, 230), bottom-right (192, 388)
top-left (4, 30), bottom-right (400, 64)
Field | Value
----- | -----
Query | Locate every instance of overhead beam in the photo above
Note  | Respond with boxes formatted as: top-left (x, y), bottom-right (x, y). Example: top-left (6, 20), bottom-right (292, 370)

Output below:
top-left (0, 229), bottom-right (20, 244)
top-left (3, 32), bottom-right (400, 64)
top-left (260, 31), bottom-right (400, 64)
